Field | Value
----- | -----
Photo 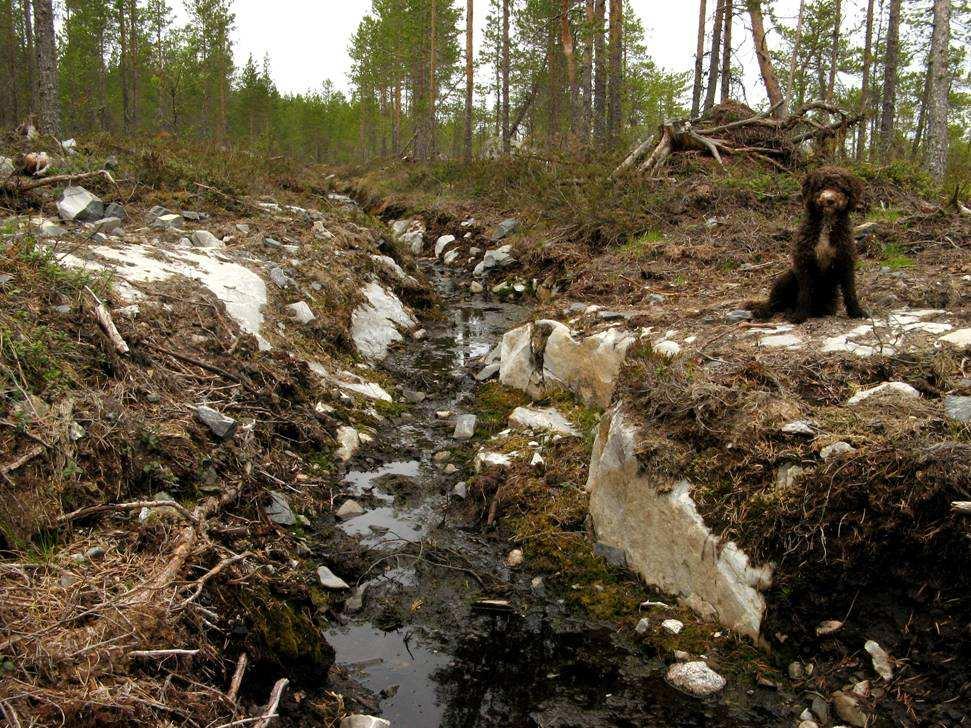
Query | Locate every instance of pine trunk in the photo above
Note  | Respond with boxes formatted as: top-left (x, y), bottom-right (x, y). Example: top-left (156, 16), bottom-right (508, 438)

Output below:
top-left (562, 0), bottom-right (577, 137)
top-left (465, 0), bottom-right (473, 161)
top-left (786, 0), bottom-right (805, 110)
top-left (581, 0), bottom-right (594, 140)
top-left (747, 0), bottom-right (785, 118)
top-left (878, 0), bottom-right (901, 159)
top-left (429, 0), bottom-right (437, 159)
top-left (923, 0), bottom-right (950, 182)
top-left (854, 0), bottom-right (875, 161)
top-left (703, 0), bottom-right (724, 113)
top-left (606, 0), bottom-right (621, 141)
top-left (1, 0), bottom-right (18, 125)
top-left (32, 0), bottom-right (57, 135)
top-left (719, 0), bottom-right (732, 103)
top-left (592, 0), bottom-right (606, 142)
top-left (690, 0), bottom-right (707, 118)
top-left (826, 0), bottom-right (841, 102)
top-left (23, 0), bottom-right (34, 113)
top-left (501, 0), bottom-right (510, 153)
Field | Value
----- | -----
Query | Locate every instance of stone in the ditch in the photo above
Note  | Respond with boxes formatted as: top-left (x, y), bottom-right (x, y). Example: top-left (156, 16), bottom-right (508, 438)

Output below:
top-left (191, 230), bottom-right (222, 248)
top-left (85, 546), bottom-right (106, 560)
top-left (508, 406), bottom-right (578, 436)
top-left (666, 661), bottom-right (726, 698)
top-left (345, 585), bottom-right (366, 614)
top-left (287, 301), bottom-right (316, 325)
top-left (93, 217), bottom-right (123, 235)
top-left (36, 219), bottom-right (66, 237)
top-left (265, 490), bottom-right (296, 526)
top-left (317, 565), bottom-right (350, 590)
top-left (340, 717), bottom-right (390, 728)
top-left (336, 500), bottom-right (365, 521)
top-left (469, 281), bottom-right (484, 294)
top-left (195, 405), bottom-right (237, 439)
top-left (506, 549), bottom-right (524, 567)
top-left (782, 420), bottom-right (815, 436)
top-left (815, 619), bottom-right (843, 636)
top-left (452, 481), bottom-right (468, 499)
top-left (594, 542), bottom-right (627, 567)
top-left (847, 381), bottom-right (920, 405)
top-left (443, 463), bottom-right (458, 475)
top-left (864, 640), bottom-right (894, 681)
top-left (726, 309), bottom-right (753, 323)
top-left (635, 618), bottom-right (650, 635)
top-left (434, 234), bottom-right (457, 258)
top-left (336, 426), bottom-right (361, 462)
top-left (944, 395), bottom-right (971, 423)
top-left (662, 619), bottom-right (684, 635)
top-left (443, 249), bottom-right (460, 266)
top-left (832, 691), bottom-right (867, 727)
top-left (490, 218), bottom-right (519, 241)
top-left (453, 414), bottom-right (477, 440)
top-left (104, 202), bottom-right (126, 220)
top-left (269, 266), bottom-right (293, 289)
top-left (820, 441), bottom-right (855, 460)
top-left (476, 363), bottom-right (500, 382)
top-left (654, 340), bottom-right (682, 358)
top-left (153, 213), bottom-right (183, 230)
top-left (57, 186), bottom-right (104, 222)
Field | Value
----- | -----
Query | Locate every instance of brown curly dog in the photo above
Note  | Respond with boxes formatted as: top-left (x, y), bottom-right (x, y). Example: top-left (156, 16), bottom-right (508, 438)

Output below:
top-left (752, 166), bottom-right (868, 323)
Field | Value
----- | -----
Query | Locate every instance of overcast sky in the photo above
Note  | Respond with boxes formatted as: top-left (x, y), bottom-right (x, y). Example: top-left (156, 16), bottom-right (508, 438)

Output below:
top-left (172, 0), bottom-right (808, 105)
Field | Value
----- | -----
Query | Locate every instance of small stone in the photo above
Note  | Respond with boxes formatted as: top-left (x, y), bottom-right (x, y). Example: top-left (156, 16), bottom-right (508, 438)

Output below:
top-left (506, 548), bottom-right (524, 567)
top-left (847, 381), bottom-right (920, 405)
top-left (635, 618), bottom-right (650, 635)
top-left (810, 695), bottom-right (830, 724)
top-left (93, 216), bottom-right (123, 235)
top-left (788, 661), bottom-right (805, 680)
top-left (269, 266), bottom-right (293, 288)
top-left (336, 426), bottom-right (361, 462)
top-left (662, 619), bottom-right (684, 635)
top-left (782, 420), bottom-right (815, 436)
top-left (336, 500), bottom-right (365, 521)
top-left (490, 218), bottom-right (519, 241)
top-left (666, 661), bottom-right (726, 697)
top-left (403, 389), bottom-right (426, 404)
top-left (345, 585), bottom-right (366, 613)
top-left (474, 450), bottom-right (511, 471)
top-left (265, 491), bottom-right (296, 526)
top-left (286, 301), bottom-right (316, 324)
top-left (340, 716), bottom-right (390, 728)
top-left (530, 452), bottom-right (545, 469)
top-left (476, 363), bottom-right (500, 382)
top-left (59, 571), bottom-right (78, 588)
top-left (654, 340), bottom-right (682, 358)
top-left (530, 576), bottom-right (545, 593)
top-left (944, 395), bottom-right (971, 423)
top-left (412, 328), bottom-right (427, 341)
top-left (104, 202), bottom-right (126, 220)
top-left (470, 281), bottom-right (484, 294)
top-left (816, 619), bottom-right (843, 636)
top-left (57, 186), bottom-right (104, 222)
top-left (820, 442), bottom-right (855, 461)
top-left (433, 450), bottom-right (451, 463)
top-left (726, 309), bottom-right (753, 323)
top-left (832, 691), bottom-right (867, 727)
top-left (647, 293), bottom-right (665, 305)
top-left (443, 249), bottom-right (460, 265)
top-left (84, 546), bottom-right (106, 560)
top-left (435, 410), bottom-right (453, 419)
top-left (798, 721), bottom-right (819, 728)
top-left (452, 481), bottom-right (468, 499)
top-left (674, 650), bottom-right (691, 662)
top-left (190, 230), bottom-right (222, 248)
top-left (236, 223), bottom-right (251, 234)
top-left (317, 565), bottom-right (350, 590)
top-left (195, 405), bottom-right (236, 439)
top-left (36, 219), bottom-right (66, 237)
top-left (180, 210), bottom-right (206, 221)
top-left (442, 463), bottom-right (458, 475)
top-left (864, 640), bottom-right (894, 681)
top-left (152, 213), bottom-right (183, 230)
top-left (434, 234), bottom-right (457, 258)
top-left (453, 414), bottom-right (477, 440)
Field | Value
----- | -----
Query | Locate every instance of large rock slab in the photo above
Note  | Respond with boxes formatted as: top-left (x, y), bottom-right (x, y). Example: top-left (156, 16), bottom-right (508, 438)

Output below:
top-left (351, 282), bottom-right (418, 361)
top-left (586, 407), bottom-right (773, 641)
top-left (57, 186), bottom-right (104, 222)
top-left (508, 406), bottom-right (578, 436)
top-left (498, 320), bottom-right (634, 408)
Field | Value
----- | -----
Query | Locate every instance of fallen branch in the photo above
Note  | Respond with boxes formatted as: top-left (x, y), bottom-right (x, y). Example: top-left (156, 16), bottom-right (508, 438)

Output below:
top-left (83, 286), bottom-right (129, 355)
top-left (254, 678), bottom-right (289, 728)
top-left (0, 443), bottom-right (45, 475)
top-left (227, 652), bottom-right (249, 704)
top-left (129, 648), bottom-right (199, 659)
top-left (952, 501), bottom-right (971, 515)
top-left (143, 342), bottom-right (259, 395)
top-left (58, 499), bottom-right (198, 525)
top-left (179, 551), bottom-right (253, 608)
top-left (0, 169), bottom-right (115, 194)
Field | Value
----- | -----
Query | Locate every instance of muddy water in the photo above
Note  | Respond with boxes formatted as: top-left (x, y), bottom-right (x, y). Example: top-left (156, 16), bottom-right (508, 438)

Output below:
top-left (326, 264), bottom-right (769, 727)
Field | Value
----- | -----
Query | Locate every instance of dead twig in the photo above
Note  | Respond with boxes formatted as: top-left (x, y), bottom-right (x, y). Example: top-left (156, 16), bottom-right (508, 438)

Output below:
top-left (254, 678), bottom-right (289, 728)
top-left (0, 444), bottom-right (45, 475)
top-left (227, 652), bottom-right (249, 704)
top-left (83, 286), bottom-right (130, 355)
top-left (58, 499), bottom-right (198, 525)
top-left (0, 169), bottom-right (115, 194)
top-left (178, 551), bottom-right (253, 608)
top-left (128, 648), bottom-right (199, 659)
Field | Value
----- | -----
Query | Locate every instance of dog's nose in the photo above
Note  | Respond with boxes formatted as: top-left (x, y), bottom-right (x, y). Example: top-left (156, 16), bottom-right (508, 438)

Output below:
top-left (817, 189), bottom-right (839, 206)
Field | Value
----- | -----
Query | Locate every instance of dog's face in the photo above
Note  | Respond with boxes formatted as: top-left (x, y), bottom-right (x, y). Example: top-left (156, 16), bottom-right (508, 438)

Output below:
top-left (802, 167), bottom-right (864, 216)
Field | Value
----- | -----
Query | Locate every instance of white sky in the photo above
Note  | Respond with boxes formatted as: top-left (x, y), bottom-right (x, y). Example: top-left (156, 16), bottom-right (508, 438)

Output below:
top-left (172, 0), bottom-right (809, 104)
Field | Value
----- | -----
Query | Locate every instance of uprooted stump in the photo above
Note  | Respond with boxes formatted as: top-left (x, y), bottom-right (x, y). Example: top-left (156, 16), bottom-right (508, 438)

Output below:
top-left (615, 100), bottom-right (862, 178)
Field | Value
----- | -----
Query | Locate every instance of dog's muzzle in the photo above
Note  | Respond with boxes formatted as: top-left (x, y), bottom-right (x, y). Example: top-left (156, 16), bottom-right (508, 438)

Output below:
top-left (816, 188), bottom-right (847, 211)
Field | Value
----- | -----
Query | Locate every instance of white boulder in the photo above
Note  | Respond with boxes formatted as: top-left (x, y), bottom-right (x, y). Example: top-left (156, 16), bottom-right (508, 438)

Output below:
top-left (847, 381), bottom-right (920, 405)
top-left (666, 661), bottom-right (726, 697)
top-left (508, 406), bottom-right (578, 436)
top-left (351, 282), bottom-right (417, 361)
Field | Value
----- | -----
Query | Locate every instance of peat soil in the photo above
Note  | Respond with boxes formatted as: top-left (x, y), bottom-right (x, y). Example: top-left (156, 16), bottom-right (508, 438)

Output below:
top-left (318, 260), bottom-right (789, 727)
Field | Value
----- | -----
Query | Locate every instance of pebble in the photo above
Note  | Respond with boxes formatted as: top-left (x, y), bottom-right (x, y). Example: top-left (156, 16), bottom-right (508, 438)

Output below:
top-left (665, 661), bottom-right (726, 697)
top-left (336, 500), bottom-right (365, 521)
top-left (832, 690), bottom-right (867, 727)
top-left (726, 309), bottom-right (753, 322)
top-left (782, 420), bottom-right (815, 436)
top-left (816, 619), bottom-right (843, 636)
top-left (470, 281), bottom-right (484, 294)
top-left (195, 405), bottom-right (237, 439)
top-left (820, 442), bottom-right (855, 461)
top-left (403, 389), bottom-right (427, 404)
top-left (788, 661), bottom-right (805, 680)
top-left (530, 576), bottom-right (545, 594)
top-left (432, 450), bottom-right (451, 463)
top-left (317, 565), bottom-right (350, 590)
top-left (340, 715), bottom-right (390, 728)
top-left (412, 328), bottom-right (427, 341)
top-left (453, 414), bottom-right (477, 440)
top-left (635, 618), bottom-right (650, 635)
top-left (345, 585), bottom-right (366, 614)
top-left (864, 639), bottom-right (894, 681)
top-left (443, 463), bottom-right (458, 475)
top-left (673, 650), bottom-right (691, 662)
top-left (661, 619), bottom-right (684, 635)
top-left (506, 549), bottom-right (524, 567)
top-left (452, 481), bottom-right (468, 499)
top-left (944, 395), bottom-right (971, 423)
top-left (84, 546), bottom-right (106, 560)
top-left (265, 491), bottom-right (296, 526)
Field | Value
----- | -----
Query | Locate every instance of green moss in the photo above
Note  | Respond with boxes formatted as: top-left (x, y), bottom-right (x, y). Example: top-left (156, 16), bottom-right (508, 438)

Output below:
top-left (472, 382), bottom-right (532, 435)
top-left (880, 242), bottom-right (914, 269)
top-left (242, 587), bottom-right (333, 673)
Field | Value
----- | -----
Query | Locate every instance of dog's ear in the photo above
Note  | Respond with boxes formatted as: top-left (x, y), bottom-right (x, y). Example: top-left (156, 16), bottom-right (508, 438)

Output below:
top-left (801, 170), bottom-right (822, 206)
top-left (844, 173), bottom-right (866, 212)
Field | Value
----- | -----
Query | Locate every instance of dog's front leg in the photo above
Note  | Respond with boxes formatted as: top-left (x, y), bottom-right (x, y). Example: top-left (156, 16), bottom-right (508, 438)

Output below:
top-left (841, 268), bottom-right (867, 319)
top-left (790, 269), bottom-right (814, 323)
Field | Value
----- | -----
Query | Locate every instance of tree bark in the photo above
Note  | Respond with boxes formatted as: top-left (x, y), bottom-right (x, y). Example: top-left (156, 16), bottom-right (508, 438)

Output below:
top-left (581, 0), bottom-right (594, 140)
top-left (785, 0), bottom-right (805, 111)
top-left (690, 0), bottom-right (707, 118)
top-left (502, 0), bottom-right (510, 153)
top-left (429, 0), bottom-right (437, 159)
top-left (562, 0), bottom-right (577, 136)
top-left (22, 0), bottom-right (34, 114)
top-left (923, 0), bottom-right (951, 182)
top-left (854, 0), bottom-right (875, 161)
top-left (31, 0), bottom-right (57, 135)
top-left (606, 0), bottom-right (622, 141)
top-left (911, 61), bottom-right (932, 159)
top-left (465, 0), bottom-right (474, 161)
top-left (719, 0), bottom-right (732, 103)
top-left (878, 0), bottom-right (901, 159)
top-left (703, 0), bottom-right (724, 113)
top-left (592, 0), bottom-right (606, 141)
top-left (747, 0), bottom-right (785, 118)
top-left (1, 0), bottom-right (18, 125)
top-left (826, 0), bottom-right (841, 102)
